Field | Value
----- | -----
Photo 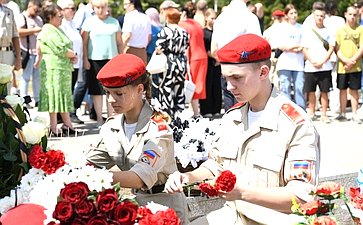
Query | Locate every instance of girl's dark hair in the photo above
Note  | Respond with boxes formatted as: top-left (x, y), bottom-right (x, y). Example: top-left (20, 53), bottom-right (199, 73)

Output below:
top-left (130, 0), bottom-right (144, 13)
top-left (132, 73), bottom-right (171, 122)
top-left (182, 1), bottom-right (196, 19)
top-left (42, 3), bottom-right (62, 23)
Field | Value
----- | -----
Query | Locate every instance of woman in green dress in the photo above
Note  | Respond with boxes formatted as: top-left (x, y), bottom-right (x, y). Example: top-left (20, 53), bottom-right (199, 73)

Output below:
top-left (35, 3), bottom-right (77, 136)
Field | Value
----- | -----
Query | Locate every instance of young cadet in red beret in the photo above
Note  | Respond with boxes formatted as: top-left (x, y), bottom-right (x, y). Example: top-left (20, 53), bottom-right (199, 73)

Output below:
top-left (86, 54), bottom-right (189, 224)
top-left (165, 34), bottom-right (321, 225)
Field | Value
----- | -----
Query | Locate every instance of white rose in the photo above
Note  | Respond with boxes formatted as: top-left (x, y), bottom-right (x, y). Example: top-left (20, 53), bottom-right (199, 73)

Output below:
top-left (5, 95), bottom-right (24, 110)
top-left (22, 121), bottom-right (47, 144)
top-left (33, 115), bottom-right (50, 128)
top-left (0, 63), bottom-right (13, 84)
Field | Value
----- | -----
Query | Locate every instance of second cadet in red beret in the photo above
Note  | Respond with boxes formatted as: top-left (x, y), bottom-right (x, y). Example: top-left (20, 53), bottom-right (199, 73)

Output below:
top-left (217, 33), bottom-right (271, 65)
top-left (163, 33), bottom-right (320, 225)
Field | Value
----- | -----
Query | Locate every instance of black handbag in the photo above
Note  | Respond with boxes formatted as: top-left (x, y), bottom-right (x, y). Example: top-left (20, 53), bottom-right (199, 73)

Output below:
top-left (21, 49), bottom-right (30, 69)
top-left (21, 14), bottom-right (30, 69)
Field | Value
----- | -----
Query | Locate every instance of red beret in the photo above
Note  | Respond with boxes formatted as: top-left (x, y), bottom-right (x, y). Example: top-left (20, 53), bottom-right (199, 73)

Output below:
top-left (97, 54), bottom-right (146, 88)
top-left (217, 34), bottom-right (271, 64)
top-left (272, 9), bottom-right (285, 17)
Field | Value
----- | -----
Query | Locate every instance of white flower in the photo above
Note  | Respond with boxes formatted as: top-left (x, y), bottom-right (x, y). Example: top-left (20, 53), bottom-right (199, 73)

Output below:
top-left (33, 115), bottom-right (50, 128)
top-left (172, 113), bottom-right (219, 168)
top-left (5, 95), bottom-right (24, 110)
top-left (0, 189), bottom-right (24, 214)
top-left (21, 121), bottom-right (47, 144)
top-left (0, 64), bottom-right (13, 84)
top-left (145, 201), bottom-right (169, 214)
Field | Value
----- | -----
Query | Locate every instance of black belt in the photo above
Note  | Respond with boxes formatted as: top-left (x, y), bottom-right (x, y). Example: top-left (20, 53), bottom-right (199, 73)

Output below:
top-left (0, 46), bottom-right (13, 51)
top-left (144, 184), bottom-right (165, 194)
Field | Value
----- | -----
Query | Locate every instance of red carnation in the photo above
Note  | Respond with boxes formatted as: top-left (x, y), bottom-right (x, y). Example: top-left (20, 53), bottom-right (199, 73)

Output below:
top-left (112, 200), bottom-right (139, 225)
top-left (60, 182), bottom-right (90, 203)
top-left (52, 201), bottom-right (74, 222)
top-left (199, 183), bottom-right (219, 197)
top-left (312, 216), bottom-right (337, 225)
top-left (137, 206), bottom-right (152, 219)
top-left (42, 150), bottom-right (66, 174)
top-left (315, 182), bottom-right (341, 199)
top-left (199, 170), bottom-right (236, 197)
top-left (215, 170), bottom-right (236, 192)
top-left (28, 145), bottom-right (46, 169)
top-left (96, 188), bottom-right (119, 213)
top-left (300, 200), bottom-right (322, 216)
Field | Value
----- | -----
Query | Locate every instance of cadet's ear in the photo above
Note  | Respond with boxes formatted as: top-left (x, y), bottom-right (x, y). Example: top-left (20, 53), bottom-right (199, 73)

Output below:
top-left (259, 65), bottom-right (270, 80)
top-left (137, 83), bottom-right (144, 95)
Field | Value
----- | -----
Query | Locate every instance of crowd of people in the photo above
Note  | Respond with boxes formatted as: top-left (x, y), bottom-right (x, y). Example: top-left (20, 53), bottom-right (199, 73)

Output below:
top-left (0, 0), bottom-right (361, 224)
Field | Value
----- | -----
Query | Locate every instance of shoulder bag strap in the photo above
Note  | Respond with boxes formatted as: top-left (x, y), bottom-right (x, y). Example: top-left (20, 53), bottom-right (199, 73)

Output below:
top-left (22, 14), bottom-right (30, 53)
top-left (311, 28), bottom-right (326, 44)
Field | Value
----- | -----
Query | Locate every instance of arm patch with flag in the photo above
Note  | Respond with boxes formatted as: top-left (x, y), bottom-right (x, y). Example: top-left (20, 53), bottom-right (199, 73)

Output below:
top-left (289, 160), bottom-right (315, 183)
top-left (140, 150), bottom-right (160, 167)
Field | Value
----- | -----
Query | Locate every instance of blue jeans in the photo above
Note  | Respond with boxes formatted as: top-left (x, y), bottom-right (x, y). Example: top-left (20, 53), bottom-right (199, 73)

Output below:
top-left (278, 70), bottom-right (306, 110)
top-left (20, 54), bottom-right (40, 102)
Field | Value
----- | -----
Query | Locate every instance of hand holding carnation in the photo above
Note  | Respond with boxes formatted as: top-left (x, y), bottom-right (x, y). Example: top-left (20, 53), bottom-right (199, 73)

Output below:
top-left (199, 170), bottom-right (237, 197)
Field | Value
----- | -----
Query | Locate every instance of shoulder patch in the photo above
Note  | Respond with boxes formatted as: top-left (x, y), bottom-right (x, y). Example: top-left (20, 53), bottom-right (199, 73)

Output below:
top-left (151, 115), bottom-right (167, 131)
top-left (281, 103), bottom-right (305, 125)
top-left (226, 102), bottom-right (246, 113)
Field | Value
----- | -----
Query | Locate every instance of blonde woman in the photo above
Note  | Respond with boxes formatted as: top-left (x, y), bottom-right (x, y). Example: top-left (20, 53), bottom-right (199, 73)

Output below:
top-left (81, 0), bottom-right (122, 127)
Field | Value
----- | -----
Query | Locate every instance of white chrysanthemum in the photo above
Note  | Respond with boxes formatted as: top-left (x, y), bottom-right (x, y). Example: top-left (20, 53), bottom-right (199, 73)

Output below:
top-left (0, 189), bottom-right (24, 214)
top-left (174, 116), bottom-right (219, 168)
top-left (145, 201), bottom-right (169, 214)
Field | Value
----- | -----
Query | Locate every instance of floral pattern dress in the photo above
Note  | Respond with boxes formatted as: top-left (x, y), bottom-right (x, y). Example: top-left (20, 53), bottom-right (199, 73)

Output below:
top-left (37, 24), bottom-right (73, 113)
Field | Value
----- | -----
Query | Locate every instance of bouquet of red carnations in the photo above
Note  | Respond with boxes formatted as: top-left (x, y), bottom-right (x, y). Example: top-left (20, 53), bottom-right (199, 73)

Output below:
top-left (48, 181), bottom-right (181, 225)
top-left (198, 170), bottom-right (237, 197)
top-left (292, 181), bottom-right (361, 225)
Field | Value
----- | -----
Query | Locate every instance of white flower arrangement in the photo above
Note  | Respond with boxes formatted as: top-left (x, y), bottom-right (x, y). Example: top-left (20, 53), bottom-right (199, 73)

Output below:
top-left (0, 149), bottom-right (113, 224)
top-left (171, 110), bottom-right (220, 168)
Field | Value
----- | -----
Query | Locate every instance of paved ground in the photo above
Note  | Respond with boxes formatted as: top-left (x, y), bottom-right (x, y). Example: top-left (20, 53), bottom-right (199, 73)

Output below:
top-left (29, 104), bottom-right (363, 179)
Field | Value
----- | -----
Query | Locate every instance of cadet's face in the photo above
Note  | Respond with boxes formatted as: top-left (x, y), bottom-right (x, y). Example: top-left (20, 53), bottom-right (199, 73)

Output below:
top-left (104, 85), bottom-right (141, 113)
top-left (221, 64), bottom-right (262, 103)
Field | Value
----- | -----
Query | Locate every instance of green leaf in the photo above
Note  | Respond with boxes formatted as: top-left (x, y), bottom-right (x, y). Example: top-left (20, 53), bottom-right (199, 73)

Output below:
top-left (41, 135), bottom-right (48, 150)
top-left (3, 152), bottom-right (17, 161)
top-left (14, 105), bottom-right (28, 126)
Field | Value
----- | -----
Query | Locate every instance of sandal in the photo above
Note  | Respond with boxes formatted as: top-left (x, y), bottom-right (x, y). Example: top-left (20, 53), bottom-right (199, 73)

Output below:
top-left (321, 116), bottom-right (331, 124)
top-left (61, 125), bottom-right (76, 135)
top-left (49, 129), bottom-right (63, 137)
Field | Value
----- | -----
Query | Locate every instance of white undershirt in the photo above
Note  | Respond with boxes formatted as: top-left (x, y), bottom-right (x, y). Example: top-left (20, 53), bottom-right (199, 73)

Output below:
top-left (248, 107), bottom-right (264, 128)
top-left (123, 122), bottom-right (137, 141)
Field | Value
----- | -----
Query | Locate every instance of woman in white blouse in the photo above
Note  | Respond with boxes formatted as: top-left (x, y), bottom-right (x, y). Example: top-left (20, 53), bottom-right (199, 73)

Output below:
top-left (57, 0), bottom-right (83, 93)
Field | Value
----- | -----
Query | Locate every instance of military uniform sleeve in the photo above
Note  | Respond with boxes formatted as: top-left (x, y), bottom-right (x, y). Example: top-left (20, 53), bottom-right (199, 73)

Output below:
top-left (86, 120), bottom-right (121, 170)
top-left (283, 122), bottom-right (320, 202)
top-left (130, 133), bottom-right (173, 190)
top-left (86, 138), bottom-right (116, 170)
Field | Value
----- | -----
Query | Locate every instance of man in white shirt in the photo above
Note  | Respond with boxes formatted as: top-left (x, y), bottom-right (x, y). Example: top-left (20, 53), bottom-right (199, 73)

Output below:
top-left (211, 0), bottom-right (261, 111)
top-left (16, 0), bottom-right (43, 108)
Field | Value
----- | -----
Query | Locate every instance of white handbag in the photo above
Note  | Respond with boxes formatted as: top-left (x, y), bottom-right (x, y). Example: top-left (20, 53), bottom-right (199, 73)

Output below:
top-left (146, 51), bottom-right (167, 74)
top-left (184, 72), bottom-right (196, 104)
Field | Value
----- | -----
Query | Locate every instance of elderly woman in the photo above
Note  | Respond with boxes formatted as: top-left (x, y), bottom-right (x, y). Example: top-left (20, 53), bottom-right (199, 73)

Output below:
top-left (35, 3), bottom-right (77, 136)
top-left (82, 0), bottom-right (122, 127)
